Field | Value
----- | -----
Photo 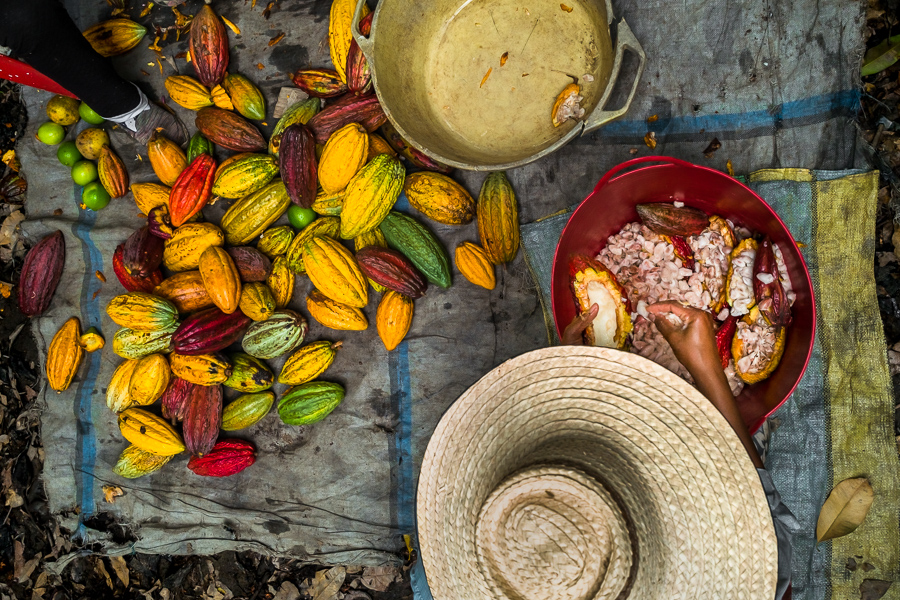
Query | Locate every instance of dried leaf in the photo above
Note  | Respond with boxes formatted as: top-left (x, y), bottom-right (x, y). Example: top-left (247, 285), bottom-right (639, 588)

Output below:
top-left (108, 556), bottom-right (129, 587)
top-left (269, 33), bottom-right (285, 47)
top-left (221, 16), bottom-right (241, 35)
top-left (103, 485), bottom-right (125, 503)
top-left (359, 565), bottom-right (399, 592)
top-left (816, 477), bottom-right (874, 542)
top-left (560, 3), bottom-right (574, 12)
top-left (702, 137), bottom-right (722, 157)
top-left (480, 67), bottom-right (492, 88)
top-left (309, 567), bottom-right (346, 600)
top-left (500, 52), bottom-right (509, 66)
top-left (860, 579), bottom-right (892, 600)
top-left (862, 34), bottom-right (900, 77)
top-left (644, 131), bottom-right (657, 149)
top-left (95, 270), bottom-right (106, 283)
top-left (647, 114), bottom-right (658, 123)
top-left (139, 2), bottom-right (154, 18)
top-left (726, 159), bottom-right (734, 176)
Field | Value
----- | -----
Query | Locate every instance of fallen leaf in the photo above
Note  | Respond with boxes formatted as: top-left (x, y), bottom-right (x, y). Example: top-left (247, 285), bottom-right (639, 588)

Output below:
top-left (53, 209), bottom-right (63, 216)
top-left (264, 1), bottom-right (275, 19)
top-left (221, 16), bottom-right (241, 35)
top-left (481, 67), bottom-right (493, 88)
top-left (816, 477), bottom-right (874, 542)
top-left (560, 3), bottom-right (573, 12)
top-left (500, 52), bottom-right (509, 66)
top-left (702, 137), bottom-right (722, 158)
top-left (726, 159), bottom-right (734, 176)
top-left (309, 566), bottom-right (345, 600)
top-left (862, 34), bottom-right (900, 77)
top-left (139, 2), bottom-right (154, 18)
top-left (359, 565), bottom-right (399, 592)
top-left (95, 558), bottom-right (114, 589)
top-left (95, 270), bottom-right (106, 283)
top-left (644, 131), bottom-right (657, 149)
top-left (647, 114), bottom-right (658, 123)
top-left (269, 33), bottom-right (285, 47)
top-left (257, 63), bottom-right (265, 70)
top-left (108, 556), bottom-right (129, 587)
top-left (273, 581), bottom-right (300, 600)
top-left (103, 485), bottom-right (125, 503)
top-left (860, 579), bottom-right (892, 600)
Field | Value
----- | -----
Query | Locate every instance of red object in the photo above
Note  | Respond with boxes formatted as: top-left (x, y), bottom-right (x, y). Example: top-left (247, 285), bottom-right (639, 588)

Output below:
top-left (187, 439), bottom-right (255, 477)
top-left (0, 55), bottom-right (76, 97)
top-left (112, 244), bottom-right (163, 292)
top-left (168, 153), bottom-right (216, 227)
top-left (551, 156), bottom-right (816, 433)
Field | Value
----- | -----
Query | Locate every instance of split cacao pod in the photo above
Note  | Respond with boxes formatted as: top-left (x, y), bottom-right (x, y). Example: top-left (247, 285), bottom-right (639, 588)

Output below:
top-left (165, 75), bottom-right (214, 110)
top-left (123, 226), bottom-right (164, 277)
top-left (635, 203), bottom-right (709, 237)
top-left (79, 327), bottom-right (104, 352)
top-left (241, 310), bottom-right (308, 359)
top-left (257, 226), bottom-right (294, 258)
top-left (18, 230), bottom-right (65, 317)
top-left (147, 205), bottom-right (175, 240)
top-left (129, 353), bottom-right (171, 406)
top-left (173, 307), bottom-right (252, 354)
top-left (292, 68), bottom-right (348, 98)
top-left (570, 254), bottom-right (633, 348)
top-left (280, 124), bottom-right (318, 208)
top-left (346, 13), bottom-right (373, 94)
top-left (279, 340), bottom-right (342, 385)
top-left (477, 171), bottom-right (520, 264)
top-left (380, 121), bottom-right (452, 174)
top-left (318, 123), bottom-right (368, 195)
top-left (183, 384), bottom-right (222, 456)
top-left (187, 439), bottom-right (255, 477)
top-left (221, 391), bottom-right (274, 431)
top-left (311, 188), bottom-right (344, 216)
top-left (212, 153), bottom-right (279, 199)
top-left (211, 84), bottom-right (234, 110)
top-left (753, 237), bottom-right (792, 327)
top-left (148, 133), bottom-right (188, 187)
top-left (98, 146), bottom-right (129, 199)
top-left (187, 131), bottom-right (214, 163)
top-left (153, 271), bottom-right (215, 314)
top-left (267, 256), bottom-right (295, 308)
top-left (170, 352), bottom-right (232, 386)
top-left (328, 0), bottom-right (368, 83)
top-left (113, 445), bottom-right (173, 478)
top-left (380, 211), bottom-right (452, 288)
top-left (169, 154), bottom-right (216, 227)
top-left (339, 153), bottom-right (404, 238)
top-left (107, 359), bottom-right (138, 413)
top-left (278, 381), bottom-right (345, 425)
top-left (355, 246), bottom-right (426, 299)
top-left (239, 283), bottom-right (276, 321)
top-left (114, 244), bottom-right (163, 292)
top-left (131, 182), bottom-right (171, 215)
top-left (269, 97), bottom-right (322, 155)
top-left (163, 222), bottom-right (225, 272)
top-left (227, 246), bottom-right (272, 282)
top-left (376, 291), bottom-right (414, 351)
top-left (222, 73), bottom-right (266, 120)
top-left (195, 107), bottom-right (266, 153)
top-left (367, 133), bottom-right (397, 161)
top-left (404, 172), bottom-right (476, 225)
top-left (220, 180), bottom-right (291, 246)
top-left (224, 353), bottom-right (274, 392)
top-left (106, 292), bottom-right (179, 331)
top-left (455, 242), bottom-right (496, 290)
top-left (199, 246), bottom-right (242, 314)
top-left (285, 217), bottom-right (341, 274)
top-left (162, 377), bottom-right (195, 423)
top-left (307, 93), bottom-right (386, 144)
top-left (83, 18), bottom-right (146, 57)
top-left (113, 324), bottom-right (177, 359)
top-left (725, 238), bottom-right (758, 317)
top-left (302, 236), bottom-right (368, 308)
top-left (732, 318), bottom-right (786, 384)
top-left (190, 5), bottom-right (229, 88)
top-left (306, 289), bottom-right (367, 331)
top-left (118, 408), bottom-right (186, 456)
top-left (46, 317), bottom-right (84, 392)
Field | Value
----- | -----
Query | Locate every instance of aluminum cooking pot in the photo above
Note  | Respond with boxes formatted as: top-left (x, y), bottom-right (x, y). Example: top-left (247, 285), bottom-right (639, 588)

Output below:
top-left (351, 0), bottom-right (646, 171)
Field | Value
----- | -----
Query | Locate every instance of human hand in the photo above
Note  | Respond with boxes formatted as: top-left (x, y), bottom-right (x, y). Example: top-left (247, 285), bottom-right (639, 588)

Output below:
top-left (646, 301), bottom-right (720, 380)
top-left (561, 304), bottom-right (599, 345)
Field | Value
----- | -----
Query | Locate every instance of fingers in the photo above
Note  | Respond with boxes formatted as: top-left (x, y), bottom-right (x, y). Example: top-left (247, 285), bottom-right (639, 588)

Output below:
top-left (561, 304), bottom-right (599, 345)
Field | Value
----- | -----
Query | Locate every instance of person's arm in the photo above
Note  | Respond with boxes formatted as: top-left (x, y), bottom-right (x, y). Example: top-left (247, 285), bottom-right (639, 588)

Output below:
top-left (646, 301), bottom-right (764, 469)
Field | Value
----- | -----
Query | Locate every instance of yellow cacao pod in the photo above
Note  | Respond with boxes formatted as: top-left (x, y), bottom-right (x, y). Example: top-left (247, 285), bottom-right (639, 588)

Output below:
top-left (279, 340), bottom-right (342, 385)
top-left (477, 171), bottom-right (520, 264)
top-left (118, 408), bottom-right (185, 456)
top-left (455, 242), bottom-right (496, 290)
top-left (311, 188), bottom-right (344, 216)
top-left (163, 223), bottom-right (225, 272)
top-left (257, 225), bottom-right (294, 258)
top-left (153, 270), bottom-right (215, 313)
top-left (46, 317), bottom-right (84, 392)
top-left (113, 444), bottom-right (173, 478)
top-left (129, 354), bottom-right (171, 406)
top-left (239, 282), bottom-right (276, 321)
top-left (148, 133), bottom-right (188, 187)
top-left (107, 359), bottom-right (139, 413)
top-left (106, 292), bottom-right (179, 331)
top-left (211, 84), bottom-right (235, 110)
top-left (404, 172), bottom-right (476, 225)
top-left (302, 236), bottom-right (368, 308)
top-left (83, 18), bottom-right (146, 57)
top-left (285, 217), bottom-right (341, 274)
top-left (199, 246), bottom-right (242, 314)
top-left (376, 291), bottom-right (414, 351)
top-left (131, 182), bottom-right (171, 215)
top-left (165, 75), bottom-right (214, 110)
top-left (221, 391), bottom-right (275, 431)
top-left (367, 133), bottom-right (398, 161)
top-left (220, 180), bottom-right (291, 246)
top-left (306, 289), bottom-right (367, 331)
top-left (170, 352), bottom-right (232, 386)
top-left (212, 153), bottom-right (280, 199)
top-left (317, 123), bottom-right (369, 194)
top-left (328, 0), bottom-right (368, 83)
top-left (267, 256), bottom-right (295, 308)
top-left (339, 154), bottom-right (405, 239)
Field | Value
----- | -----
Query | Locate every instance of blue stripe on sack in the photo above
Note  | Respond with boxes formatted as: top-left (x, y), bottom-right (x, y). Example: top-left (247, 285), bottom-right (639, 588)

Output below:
top-left (390, 340), bottom-right (414, 533)
top-left (70, 201), bottom-right (103, 537)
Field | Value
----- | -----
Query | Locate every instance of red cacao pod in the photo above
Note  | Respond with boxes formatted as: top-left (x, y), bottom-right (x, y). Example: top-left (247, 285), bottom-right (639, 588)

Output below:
top-left (380, 121), bottom-right (453, 174)
top-left (147, 205), bottom-right (174, 240)
top-left (183, 383), bottom-right (223, 456)
top-left (18, 230), bottom-right (65, 317)
top-left (161, 377), bottom-right (195, 423)
top-left (715, 314), bottom-right (738, 369)
top-left (226, 246), bottom-right (271, 282)
top-left (112, 244), bottom-right (163, 292)
top-left (292, 68), bottom-right (348, 98)
top-left (346, 13), bottom-right (372, 94)
top-left (355, 246), bottom-right (427, 299)
top-left (307, 93), bottom-right (387, 144)
top-left (635, 203), bottom-right (709, 237)
top-left (195, 108), bottom-right (266, 153)
top-left (279, 123), bottom-right (317, 208)
top-left (169, 154), bottom-right (217, 227)
top-left (123, 226), bottom-right (164, 277)
top-left (187, 439), bottom-right (255, 477)
top-left (172, 307), bottom-right (252, 355)
top-left (189, 5), bottom-right (229, 88)
top-left (753, 237), bottom-right (792, 327)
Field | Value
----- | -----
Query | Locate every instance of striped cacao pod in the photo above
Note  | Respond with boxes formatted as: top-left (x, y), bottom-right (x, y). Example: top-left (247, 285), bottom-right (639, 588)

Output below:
top-left (195, 107), bottom-right (266, 153)
top-left (162, 377), bottom-right (194, 423)
top-left (212, 153), bottom-right (279, 199)
top-left (173, 307), bottom-right (252, 354)
top-left (46, 317), bottom-right (84, 392)
top-left (267, 256), bottom-right (295, 308)
top-left (128, 353), bottom-right (171, 406)
top-left (165, 75), bottom-right (214, 110)
top-left (292, 68), bottom-right (348, 98)
top-left (148, 133), bottom-right (188, 187)
top-left (306, 289), bottom-right (367, 331)
top-left (239, 282), bottom-right (276, 321)
top-left (211, 84), bottom-right (234, 110)
top-left (376, 291), bottom-right (414, 351)
top-left (113, 445), bottom-right (173, 478)
top-left (241, 310), bottom-right (308, 359)
top-left (118, 408), bottom-right (185, 456)
top-left (114, 244), bottom-right (164, 293)
top-left (107, 359), bottom-right (139, 412)
top-left (220, 180), bottom-right (291, 246)
top-left (269, 98), bottom-right (322, 155)
top-left (106, 292), bottom-right (179, 331)
top-left (279, 124), bottom-right (318, 208)
top-left (477, 171), bottom-right (520, 264)
top-left (278, 381), bottom-right (345, 425)
top-left (187, 439), bottom-right (255, 477)
top-left (123, 226), bottom-right (164, 277)
top-left (83, 18), bottom-right (146, 57)
top-left (311, 188), bottom-right (344, 216)
top-left (279, 340), bottom-right (342, 385)
top-left (403, 172), bottom-right (476, 225)
top-left (221, 392), bottom-right (274, 431)
top-left (227, 246), bottom-right (271, 282)
top-left (153, 271), bottom-right (215, 314)
top-left (308, 93), bottom-right (386, 144)
top-left (199, 246), bottom-right (242, 314)
top-left (339, 153), bottom-right (404, 239)
top-left (183, 384), bottom-right (222, 456)
top-left (170, 352), bottom-right (232, 386)
top-left (190, 5), bottom-right (229, 88)
top-left (284, 217), bottom-right (341, 274)
top-left (302, 236), bottom-right (368, 308)
top-left (169, 154), bottom-right (217, 227)
top-left (257, 226), bottom-right (294, 258)
top-left (355, 246), bottom-right (426, 299)
top-left (113, 324), bottom-right (177, 359)
top-left (163, 222), bottom-right (225, 272)
top-left (346, 13), bottom-right (373, 93)
top-left (328, 0), bottom-right (368, 82)
top-left (98, 146), bottom-right (129, 199)
top-left (224, 353), bottom-right (274, 392)
top-left (455, 242), bottom-right (496, 290)
top-left (18, 230), bottom-right (65, 317)
top-left (187, 131), bottom-right (214, 163)
top-left (222, 73), bottom-right (266, 120)
top-left (318, 123), bottom-right (368, 194)
top-left (380, 211), bottom-right (452, 288)
top-left (131, 182), bottom-right (171, 215)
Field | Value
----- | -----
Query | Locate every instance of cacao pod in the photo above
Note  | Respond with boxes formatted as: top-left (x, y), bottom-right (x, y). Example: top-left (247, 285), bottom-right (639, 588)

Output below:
top-left (162, 377), bottom-right (194, 423)
top-left (279, 340), bottom-right (342, 385)
top-left (46, 317), bottom-right (84, 392)
top-left (107, 359), bottom-right (138, 413)
top-left (129, 353), bottom-right (171, 406)
top-left (239, 282), bottom-right (276, 321)
top-left (308, 93), bottom-right (386, 144)
top-left (123, 226), bottom-right (164, 277)
top-left (311, 188), bottom-right (344, 216)
top-left (380, 121), bottom-right (453, 173)
top-left (339, 153), bottom-right (404, 238)
top-left (131, 182), bottom-right (171, 215)
top-left (725, 238), bottom-right (758, 317)
top-left (211, 84), bottom-right (234, 110)
top-left (147, 205), bottom-right (175, 240)
top-left (83, 18), bottom-right (146, 57)
top-left (220, 180), bottom-right (291, 246)
top-left (153, 271), bottom-right (215, 313)
top-left (213, 153), bottom-right (279, 199)
top-left (328, 0), bottom-right (368, 83)
top-left (356, 246), bottom-right (426, 298)
top-left (190, 5), bottom-right (229, 88)
top-left (224, 353), bottom-right (274, 392)
top-left (753, 237), bottom-right (793, 327)
top-left (148, 133), bottom-right (188, 187)
top-left (98, 146), bottom-right (129, 199)
top-left (278, 381), bottom-right (345, 425)
top-left (170, 352), bottom-right (232, 386)
top-left (79, 327), bottom-right (105, 352)
top-left (257, 225), bottom-right (294, 258)
top-left (367, 133), bottom-right (397, 161)
top-left (165, 75), bottom-right (214, 110)
top-left (173, 307), bottom-right (252, 354)
top-left (113, 445), bottom-right (173, 478)
top-left (404, 172), bottom-right (475, 225)
top-left (119, 408), bottom-right (185, 456)
top-left (346, 13), bottom-right (373, 93)
top-left (241, 310), bottom-right (308, 359)
top-left (163, 222), bottom-right (225, 272)
top-left (354, 229), bottom-right (388, 292)
top-left (302, 236), bottom-right (368, 308)
top-left (169, 154), bottom-right (217, 227)
top-left (113, 324), bottom-right (177, 359)
top-left (635, 203), bottom-right (709, 237)
top-left (292, 68), bottom-right (348, 98)
top-left (18, 230), bottom-right (65, 317)
top-left (455, 242), bottom-right (496, 290)
top-left (570, 254), bottom-right (633, 348)
top-left (380, 211), bottom-right (452, 288)
top-left (477, 171), bottom-right (520, 264)
top-left (107, 292), bottom-right (179, 331)
top-left (306, 289), bottom-right (367, 331)
top-left (284, 216), bottom-right (341, 274)
top-left (222, 73), bottom-right (266, 120)
top-left (280, 124), bottom-right (318, 208)
top-left (195, 107), bottom-right (266, 153)
top-left (187, 439), bottom-right (255, 477)
top-left (317, 123), bottom-right (368, 194)
top-left (187, 131), bottom-right (214, 163)
top-left (376, 291), bottom-right (413, 351)
top-left (199, 246), bottom-right (242, 314)
top-left (227, 246), bottom-right (272, 282)
top-left (113, 244), bottom-right (163, 292)
top-left (221, 391), bottom-right (274, 430)
top-left (267, 256), bottom-right (295, 308)
top-left (269, 98), bottom-right (322, 155)
top-left (183, 383), bottom-right (222, 456)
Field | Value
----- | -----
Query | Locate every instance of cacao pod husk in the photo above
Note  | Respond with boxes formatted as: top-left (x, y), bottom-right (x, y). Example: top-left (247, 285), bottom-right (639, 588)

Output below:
top-left (346, 13), bottom-right (373, 94)
top-left (753, 237), bottom-right (792, 327)
top-left (570, 254), bottom-right (633, 348)
top-left (195, 107), bottom-right (266, 152)
top-left (635, 203), bottom-right (709, 237)
top-left (280, 124), bottom-right (318, 208)
top-left (131, 182), bottom-right (171, 215)
top-left (79, 328), bottom-right (104, 352)
top-left (183, 383), bottom-right (222, 456)
top-left (328, 0), bottom-right (368, 83)
top-left (165, 75), bottom-right (214, 111)
top-left (18, 230), bottom-right (65, 317)
top-left (190, 5), bottom-right (229, 88)
top-left (147, 205), bottom-right (175, 240)
top-left (211, 84), bottom-right (234, 110)
top-left (187, 439), bottom-right (255, 477)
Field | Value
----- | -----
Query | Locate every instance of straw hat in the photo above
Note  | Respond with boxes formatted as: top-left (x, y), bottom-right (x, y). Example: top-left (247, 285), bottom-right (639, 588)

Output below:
top-left (417, 346), bottom-right (777, 600)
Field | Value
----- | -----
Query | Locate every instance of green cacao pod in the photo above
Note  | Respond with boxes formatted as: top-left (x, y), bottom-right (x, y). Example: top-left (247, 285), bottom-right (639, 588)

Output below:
top-left (220, 180), bottom-right (292, 245)
top-left (278, 381), bottom-right (345, 425)
top-left (379, 211), bottom-right (451, 288)
top-left (221, 391), bottom-right (275, 431)
top-left (113, 444), bottom-right (173, 478)
top-left (241, 310), bottom-right (309, 359)
top-left (113, 324), bottom-right (178, 359)
top-left (224, 352), bottom-right (274, 392)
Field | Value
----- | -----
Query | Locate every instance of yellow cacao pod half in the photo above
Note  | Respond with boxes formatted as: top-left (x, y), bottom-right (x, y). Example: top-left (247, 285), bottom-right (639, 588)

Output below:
top-left (279, 340), bottom-right (342, 385)
top-left (153, 270), bottom-right (215, 314)
top-left (199, 246), bottom-right (242, 314)
top-left (129, 353), bottom-right (171, 406)
top-left (165, 75), bottom-right (214, 110)
top-left (106, 292), bottom-right (179, 331)
top-left (317, 123), bottom-right (369, 194)
top-left (107, 359), bottom-right (139, 413)
top-left (404, 172), bottom-right (476, 225)
top-left (239, 282), bottom-right (276, 321)
top-left (79, 327), bottom-right (105, 352)
top-left (46, 317), bottom-right (84, 392)
top-left (306, 289), bottom-right (367, 331)
top-left (170, 352), bottom-right (232, 386)
top-left (477, 171), bottom-right (520, 264)
top-left (148, 133), bottom-right (188, 187)
top-left (376, 291), bottom-right (413, 351)
top-left (131, 182), bottom-right (171, 215)
top-left (211, 84), bottom-right (234, 110)
top-left (302, 236), bottom-right (368, 308)
top-left (267, 256), bottom-right (295, 308)
top-left (118, 408), bottom-right (185, 456)
top-left (163, 223), bottom-right (225, 272)
top-left (455, 242), bottom-right (496, 290)
top-left (113, 444), bottom-right (173, 478)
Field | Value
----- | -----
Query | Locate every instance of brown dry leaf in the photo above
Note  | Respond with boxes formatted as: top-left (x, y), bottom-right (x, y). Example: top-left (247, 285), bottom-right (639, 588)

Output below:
top-left (309, 566), bottom-right (346, 600)
top-left (139, 2), bottom-right (154, 18)
top-left (95, 270), bottom-right (106, 283)
top-left (103, 485), bottom-right (125, 503)
top-left (264, 1), bottom-right (275, 19)
top-left (702, 137), bottom-right (722, 158)
top-left (481, 67), bottom-right (493, 88)
top-left (2, 150), bottom-right (19, 171)
top-left (560, 3), bottom-right (574, 12)
top-left (108, 556), bottom-right (129, 587)
top-left (257, 63), bottom-right (265, 70)
top-left (816, 477), bottom-right (874, 542)
top-left (500, 52), bottom-right (509, 66)
top-left (647, 114), bottom-right (658, 123)
top-left (360, 565), bottom-right (400, 592)
top-left (860, 579), bottom-right (892, 600)
top-left (221, 16), bottom-right (241, 35)
top-left (644, 131), bottom-right (657, 149)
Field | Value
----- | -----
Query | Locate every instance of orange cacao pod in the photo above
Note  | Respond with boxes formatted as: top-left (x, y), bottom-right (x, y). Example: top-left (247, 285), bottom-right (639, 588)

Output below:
top-left (148, 133), bottom-right (188, 187)
top-left (455, 242), bottom-right (496, 290)
top-left (199, 246), bottom-right (242, 314)
top-left (153, 270), bottom-right (215, 313)
top-left (376, 291), bottom-right (413, 351)
top-left (98, 146), bottom-right (129, 199)
top-left (476, 171), bottom-right (520, 264)
top-left (169, 154), bottom-right (217, 227)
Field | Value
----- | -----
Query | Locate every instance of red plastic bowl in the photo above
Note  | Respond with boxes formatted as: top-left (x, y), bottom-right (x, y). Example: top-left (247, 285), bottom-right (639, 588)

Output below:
top-left (551, 156), bottom-right (816, 432)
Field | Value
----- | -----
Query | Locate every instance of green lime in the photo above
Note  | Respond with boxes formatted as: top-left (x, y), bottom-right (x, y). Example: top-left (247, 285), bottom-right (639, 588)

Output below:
top-left (78, 102), bottom-right (105, 125)
top-left (288, 205), bottom-right (316, 229)
top-left (56, 141), bottom-right (83, 167)
top-left (71, 160), bottom-right (98, 186)
top-left (82, 181), bottom-right (111, 211)
top-left (36, 121), bottom-right (65, 145)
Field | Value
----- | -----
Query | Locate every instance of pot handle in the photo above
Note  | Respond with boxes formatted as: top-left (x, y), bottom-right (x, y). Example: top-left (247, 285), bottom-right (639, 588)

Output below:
top-left (592, 156), bottom-right (696, 192)
top-left (351, 0), bottom-right (374, 60)
top-left (582, 20), bottom-right (646, 134)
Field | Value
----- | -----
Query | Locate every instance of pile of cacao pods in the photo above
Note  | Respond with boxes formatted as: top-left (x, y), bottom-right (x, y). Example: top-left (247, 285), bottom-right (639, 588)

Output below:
top-left (28, 0), bottom-right (522, 480)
